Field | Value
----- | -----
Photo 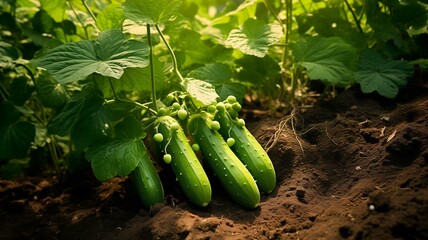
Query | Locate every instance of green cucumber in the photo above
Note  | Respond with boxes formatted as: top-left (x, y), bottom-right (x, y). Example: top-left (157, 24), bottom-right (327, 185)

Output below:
top-left (157, 116), bottom-right (211, 207)
top-left (130, 152), bottom-right (165, 209)
top-left (188, 114), bottom-right (260, 209)
top-left (215, 111), bottom-right (276, 193)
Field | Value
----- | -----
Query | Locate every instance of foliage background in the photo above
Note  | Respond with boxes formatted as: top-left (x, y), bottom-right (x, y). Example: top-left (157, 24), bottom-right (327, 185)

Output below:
top-left (0, 0), bottom-right (427, 178)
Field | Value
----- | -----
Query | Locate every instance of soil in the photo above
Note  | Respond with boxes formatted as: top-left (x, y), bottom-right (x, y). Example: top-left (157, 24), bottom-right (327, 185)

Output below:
top-left (1, 82), bottom-right (427, 240)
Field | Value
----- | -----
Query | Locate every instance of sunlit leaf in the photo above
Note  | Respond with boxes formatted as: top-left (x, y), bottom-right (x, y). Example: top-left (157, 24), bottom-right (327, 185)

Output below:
top-left (94, 56), bottom-right (166, 97)
top-left (122, 0), bottom-right (183, 25)
top-left (39, 0), bottom-right (67, 22)
top-left (96, 2), bottom-right (125, 31)
top-left (291, 36), bottom-right (357, 86)
top-left (211, 0), bottom-right (262, 26)
top-left (184, 78), bottom-right (219, 107)
top-left (225, 18), bottom-right (282, 58)
top-left (34, 29), bottom-right (149, 84)
top-left (188, 63), bottom-right (244, 101)
top-left (355, 49), bottom-right (413, 98)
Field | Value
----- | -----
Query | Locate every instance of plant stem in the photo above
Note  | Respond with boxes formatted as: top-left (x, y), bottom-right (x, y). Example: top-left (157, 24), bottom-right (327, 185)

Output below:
top-left (0, 82), bottom-right (10, 101)
top-left (344, 0), bottom-right (363, 33)
top-left (16, 64), bottom-right (49, 124)
top-left (47, 138), bottom-right (62, 177)
top-left (358, 0), bottom-right (368, 23)
top-left (264, 0), bottom-right (284, 31)
top-left (134, 101), bottom-right (158, 115)
top-left (108, 77), bottom-right (118, 100)
top-left (155, 24), bottom-right (184, 83)
top-left (69, 1), bottom-right (89, 39)
top-left (82, 0), bottom-right (97, 23)
top-left (147, 24), bottom-right (158, 112)
top-left (282, 0), bottom-right (293, 70)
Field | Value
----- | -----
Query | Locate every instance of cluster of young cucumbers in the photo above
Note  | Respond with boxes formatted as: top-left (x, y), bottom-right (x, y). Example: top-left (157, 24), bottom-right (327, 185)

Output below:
top-left (131, 94), bottom-right (276, 209)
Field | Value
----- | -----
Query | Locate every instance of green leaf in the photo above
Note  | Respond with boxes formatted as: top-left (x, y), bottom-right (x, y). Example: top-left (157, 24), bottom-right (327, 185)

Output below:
top-left (36, 71), bottom-right (70, 109)
top-left (225, 18), bottom-right (282, 58)
top-left (71, 103), bottom-right (114, 150)
top-left (291, 36), bottom-right (357, 86)
top-left (39, 0), bottom-right (67, 22)
top-left (86, 138), bottom-right (148, 181)
top-left (10, 76), bottom-right (34, 106)
top-left (96, 2), bottom-right (125, 31)
top-left (216, 83), bottom-right (246, 102)
top-left (188, 63), bottom-right (232, 85)
top-left (236, 55), bottom-right (280, 86)
top-left (122, 0), bottom-right (183, 25)
top-left (211, 0), bottom-right (262, 27)
top-left (34, 29), bottom-right (149, 84)
top-left (94, 56), bottom-right (166, 97)
top-left (173, 29), bottom-right (212, 67)
top-left (302, 7), bottom-right (367, 49)
top-left (0, 121), bottom-right (35, 159)
top-left (0, 101), bottom-right (20, 126)
top-left (187, 64), bottom-right (245, 102)
top-left (114, 116), bottom-right (144, 139)
top-left (0, 42), bottom-right (23, 68)
top-left (184, 78), bottom-right (219, 107)
top-left (32, 10), bottom-right (54, 33)
top-left (355, 49), bottom-right (413, 99)
top-left (391, 0), bottom-right (427, 30)
top-left (48, 88), bottom-right (105, 136)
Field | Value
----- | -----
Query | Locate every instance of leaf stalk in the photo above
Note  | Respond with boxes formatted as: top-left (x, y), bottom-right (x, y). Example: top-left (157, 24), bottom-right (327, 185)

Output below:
top-left (155, 24), bottom-right (184, 83)
top-left (147, 24), bottom-right (158, 112)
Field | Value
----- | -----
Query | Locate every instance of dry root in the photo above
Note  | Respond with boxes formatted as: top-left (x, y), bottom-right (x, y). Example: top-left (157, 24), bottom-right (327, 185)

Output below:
top-left (264, 105), bottom-right (304, 155)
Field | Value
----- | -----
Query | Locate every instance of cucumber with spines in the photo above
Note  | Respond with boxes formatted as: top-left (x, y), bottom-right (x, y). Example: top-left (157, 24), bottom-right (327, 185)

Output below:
top-left (215, 111), bottom-right (276, 193)
top-left (157, 116), bottom-right (211, 207)
top-left (130, 153), bottom-right (165, 209)
top-left (188, 113), bottom-right (260, 209)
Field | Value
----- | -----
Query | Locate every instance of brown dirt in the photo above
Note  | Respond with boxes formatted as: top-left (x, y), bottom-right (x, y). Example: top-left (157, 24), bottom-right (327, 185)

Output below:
top-left (1, 83), bottom-right (427, 240)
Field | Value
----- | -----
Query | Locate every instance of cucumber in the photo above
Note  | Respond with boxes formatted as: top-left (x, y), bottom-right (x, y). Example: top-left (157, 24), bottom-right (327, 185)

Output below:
top-left (188, 114), bottom-right (260, 209)
top-left (215, 111), bottom-right (276, 193)
top-left (157, 116), bottom-right (212, 207)
top-left (130, 152), bottom-right (165, 209)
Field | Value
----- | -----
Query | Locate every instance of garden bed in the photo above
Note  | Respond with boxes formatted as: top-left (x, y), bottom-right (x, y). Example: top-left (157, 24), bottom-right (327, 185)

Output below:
top-left (1, 83), bottom-right (427, 240)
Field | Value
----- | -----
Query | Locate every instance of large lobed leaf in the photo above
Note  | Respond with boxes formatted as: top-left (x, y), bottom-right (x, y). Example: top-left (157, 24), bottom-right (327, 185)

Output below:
top-left (94, 56), bottom-right (167, 98)
top-left (188, 63), bottom-right (245, 102)
top-left (86, 117), bottom-right (146, 181)
top-left (34, 29), bottom-right (149, 84)
top-left (355, 49), bottom-right (413, 99)
top-left (86, 138), bottom-right (147, 181)
top-left (96, 2), bottom-right (125, 31)
top-left (291, 36), bottom-right (357, 86)
top-left (184, 78), bottom-right (219, 107)
top-left (225, 18), bottom-right (282, 58)
top-left (0, 102), bottom-right (35, 159)
top-left (122, 0), bottom-right (183, 25)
